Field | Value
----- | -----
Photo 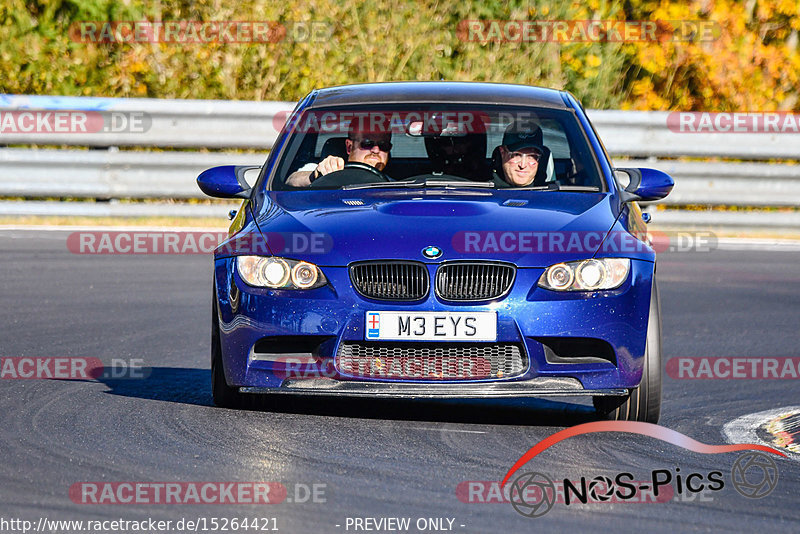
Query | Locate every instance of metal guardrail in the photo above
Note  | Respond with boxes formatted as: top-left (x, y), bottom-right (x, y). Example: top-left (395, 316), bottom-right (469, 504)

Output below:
top-left (0, 94), bottom-right (294, 148)
top-left (0, 148), bottom-right (263, 199)
top-left (590, 110), bottom-right (800, 160)
top-left (0, 94), bottom-right (798, 226)
top-left (613, 159), bottom-right (800, 207)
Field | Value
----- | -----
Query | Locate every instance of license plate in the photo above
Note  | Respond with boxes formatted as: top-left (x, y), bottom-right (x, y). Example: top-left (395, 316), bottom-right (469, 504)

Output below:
top-left (364, 311), bottom-right (497, 341)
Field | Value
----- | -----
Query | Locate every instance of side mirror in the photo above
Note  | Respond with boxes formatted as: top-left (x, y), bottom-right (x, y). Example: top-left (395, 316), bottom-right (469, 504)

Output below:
top-left (615, 168), bottom-right (674, 202)
top-left (197, 165), bottom-right (260, 199)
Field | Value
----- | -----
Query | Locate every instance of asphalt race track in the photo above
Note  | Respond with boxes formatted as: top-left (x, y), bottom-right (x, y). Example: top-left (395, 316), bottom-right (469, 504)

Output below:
top-left (1, 229), bottom-right (798, 533)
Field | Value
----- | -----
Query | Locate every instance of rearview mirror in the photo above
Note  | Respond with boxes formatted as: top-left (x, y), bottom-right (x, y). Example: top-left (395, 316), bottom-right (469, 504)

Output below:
top-left (197, 165), bottom-right (260, 199)
top-left (615, 167), bottom-right (674, 202)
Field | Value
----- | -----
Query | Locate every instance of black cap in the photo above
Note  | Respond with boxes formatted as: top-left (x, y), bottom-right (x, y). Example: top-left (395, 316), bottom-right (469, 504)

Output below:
top-left (346, 117), bottom-right (392, 140)
top-left (502, 120), bottom-right (543, 152)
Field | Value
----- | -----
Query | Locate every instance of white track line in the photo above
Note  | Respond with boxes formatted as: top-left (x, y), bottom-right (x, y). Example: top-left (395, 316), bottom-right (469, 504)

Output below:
top-left (407, 427), bottom-right (486, 434)
top-left (715, 238), bottom-right (800, 251)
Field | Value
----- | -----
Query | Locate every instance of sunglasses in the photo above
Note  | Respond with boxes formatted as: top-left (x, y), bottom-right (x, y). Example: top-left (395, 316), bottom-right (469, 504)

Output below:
top-left (506, 150), bottom-right (542, 165)
top-left (354, 138), bottom-right (392, 152)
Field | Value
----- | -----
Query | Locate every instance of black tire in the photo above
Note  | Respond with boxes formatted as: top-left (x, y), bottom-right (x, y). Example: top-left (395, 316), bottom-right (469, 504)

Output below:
top-left (594, 279), bottom-right (662, 423)
top-left (211, 289), bottom-right (249, 409)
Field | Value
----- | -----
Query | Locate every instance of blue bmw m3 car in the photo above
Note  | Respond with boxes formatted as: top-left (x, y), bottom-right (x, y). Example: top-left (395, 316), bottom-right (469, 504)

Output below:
top-left (197, 82), bottom-right (673, 422)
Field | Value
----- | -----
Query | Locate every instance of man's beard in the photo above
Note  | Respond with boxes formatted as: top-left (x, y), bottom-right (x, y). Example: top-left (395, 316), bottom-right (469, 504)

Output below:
top-left (363, 154), bottom-right (385, 169)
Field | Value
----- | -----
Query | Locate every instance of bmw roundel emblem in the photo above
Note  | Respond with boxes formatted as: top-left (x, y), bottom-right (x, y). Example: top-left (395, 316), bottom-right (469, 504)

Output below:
top-left (422, 246), bottom-right (442, 259)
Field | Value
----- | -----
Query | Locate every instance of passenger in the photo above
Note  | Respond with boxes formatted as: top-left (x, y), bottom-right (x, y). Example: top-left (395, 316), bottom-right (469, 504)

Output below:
top-left (493, 120), bottom-right (552, 187)
top-left (286, 121), bottom-right (392, 187)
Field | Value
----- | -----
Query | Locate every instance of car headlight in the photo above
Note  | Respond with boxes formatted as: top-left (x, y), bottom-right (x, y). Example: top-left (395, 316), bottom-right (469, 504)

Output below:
top-left (538, 258), bottom-right (630, 291)
top-left (236, 256), bottom-right (327, 289)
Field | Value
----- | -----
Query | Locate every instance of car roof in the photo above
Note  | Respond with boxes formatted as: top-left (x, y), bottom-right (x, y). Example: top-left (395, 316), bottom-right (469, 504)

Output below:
top-left (306, 81), bottom-right (569, 109)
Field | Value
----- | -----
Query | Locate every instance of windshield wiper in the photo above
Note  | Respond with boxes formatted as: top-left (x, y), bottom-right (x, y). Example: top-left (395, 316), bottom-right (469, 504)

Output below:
top-left (343, 179), bottom-right (496, 190)
top-left (342, 181), bottom-right (426, 190)
top-left (555, 185), bottom-right (601, 191)
top-left (514, 183), bottom-right (600, 192)
top-left (420, 180), bottom-right (496, 189)
top-left (514, 183), bottom-right (560, 191)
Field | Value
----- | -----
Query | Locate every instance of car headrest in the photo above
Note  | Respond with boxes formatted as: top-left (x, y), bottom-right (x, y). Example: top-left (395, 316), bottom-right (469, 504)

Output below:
top-left (491, 145), bottom-right (554, 186)
top-left (424, 133), bottom-right (490, 181)
top-left (320, 137), bottom-right (348, 159)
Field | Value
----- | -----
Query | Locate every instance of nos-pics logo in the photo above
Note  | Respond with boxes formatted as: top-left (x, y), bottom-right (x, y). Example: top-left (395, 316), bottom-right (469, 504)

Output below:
top-left (503, 422), bottom-right (782, 518)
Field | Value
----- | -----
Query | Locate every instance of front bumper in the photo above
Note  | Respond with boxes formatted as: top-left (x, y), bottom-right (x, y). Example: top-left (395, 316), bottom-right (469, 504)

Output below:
top-left (214, 258), bottom-right (654, 395)
top-left (241, 378), bottom-right (627, 398)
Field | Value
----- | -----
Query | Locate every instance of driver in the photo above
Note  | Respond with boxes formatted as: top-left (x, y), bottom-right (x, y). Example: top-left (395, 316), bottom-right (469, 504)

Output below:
top-left (286, 121), bottom-right (392, 187)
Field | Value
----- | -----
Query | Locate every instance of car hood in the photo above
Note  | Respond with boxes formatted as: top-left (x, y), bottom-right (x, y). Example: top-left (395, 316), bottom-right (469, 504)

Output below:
top-left (250, 189), bottom-right (626, 267)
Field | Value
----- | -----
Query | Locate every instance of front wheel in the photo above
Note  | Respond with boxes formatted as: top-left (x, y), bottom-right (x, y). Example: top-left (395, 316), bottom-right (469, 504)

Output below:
top-left (211, 290), bottom-right (249, 409)
top-left (594, 279), bottom-right (662, 423)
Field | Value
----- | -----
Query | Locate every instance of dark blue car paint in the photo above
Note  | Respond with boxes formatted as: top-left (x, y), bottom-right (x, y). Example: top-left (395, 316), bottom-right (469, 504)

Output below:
top-left (214, 257), bottom-right (652, 390)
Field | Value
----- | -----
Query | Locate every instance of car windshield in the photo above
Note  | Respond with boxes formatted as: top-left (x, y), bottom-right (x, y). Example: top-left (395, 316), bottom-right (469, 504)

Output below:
top-left (270, 104), bottom-right (605, 191)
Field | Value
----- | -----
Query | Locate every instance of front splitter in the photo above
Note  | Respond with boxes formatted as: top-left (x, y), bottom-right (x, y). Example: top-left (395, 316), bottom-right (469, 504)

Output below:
top-left (240, 377), bottom-right (627, 398)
